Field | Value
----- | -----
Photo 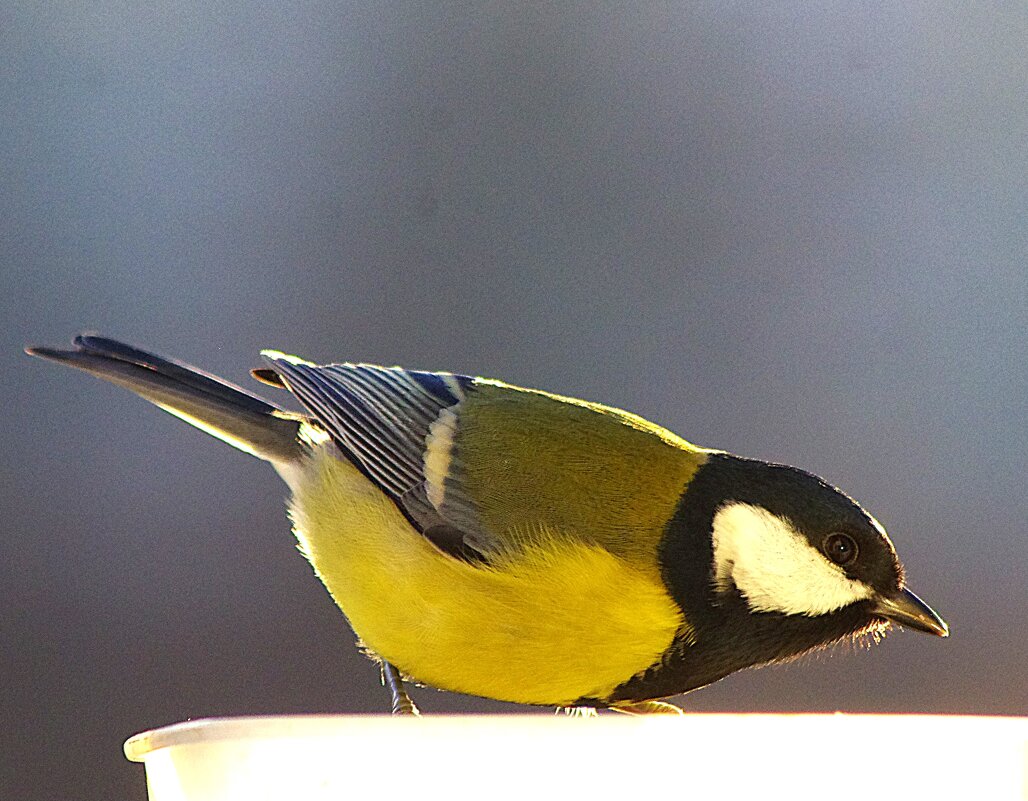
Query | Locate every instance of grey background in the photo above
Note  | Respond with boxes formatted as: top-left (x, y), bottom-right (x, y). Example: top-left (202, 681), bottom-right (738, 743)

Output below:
top-left (2, 3), bottom-right (1025, 799)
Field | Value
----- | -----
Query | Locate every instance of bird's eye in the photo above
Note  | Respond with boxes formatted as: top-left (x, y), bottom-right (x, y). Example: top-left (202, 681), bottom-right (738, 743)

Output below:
top-left (823, 533), bottom-right (858, 566)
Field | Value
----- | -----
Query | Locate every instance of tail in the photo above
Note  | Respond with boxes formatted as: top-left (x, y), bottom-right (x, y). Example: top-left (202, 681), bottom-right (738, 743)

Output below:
top-left (25, 333), bottom-right (302, 464)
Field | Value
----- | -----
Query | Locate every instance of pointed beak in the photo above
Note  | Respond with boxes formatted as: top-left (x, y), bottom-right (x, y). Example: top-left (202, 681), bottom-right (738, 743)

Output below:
top-left (873, 587), bottom-right (949, 637)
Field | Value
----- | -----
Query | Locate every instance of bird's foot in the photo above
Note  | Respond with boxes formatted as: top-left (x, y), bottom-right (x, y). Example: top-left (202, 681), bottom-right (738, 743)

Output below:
top-left (556, 706), bottom-right (599, 717)
top-left (609, 700), bottom-right (683, 715)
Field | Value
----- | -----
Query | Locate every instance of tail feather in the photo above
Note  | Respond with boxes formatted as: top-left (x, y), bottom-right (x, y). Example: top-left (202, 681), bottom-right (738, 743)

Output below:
top-left (25, 334), bottom-right (302, 464)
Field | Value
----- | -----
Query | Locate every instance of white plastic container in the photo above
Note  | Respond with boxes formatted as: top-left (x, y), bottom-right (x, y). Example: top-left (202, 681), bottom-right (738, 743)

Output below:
top-left (124, 713), bottom-right (1028, 801)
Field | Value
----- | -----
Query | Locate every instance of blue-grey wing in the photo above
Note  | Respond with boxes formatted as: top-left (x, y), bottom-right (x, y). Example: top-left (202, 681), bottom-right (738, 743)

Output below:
top-left (261, 354), bottom-right (474, 538)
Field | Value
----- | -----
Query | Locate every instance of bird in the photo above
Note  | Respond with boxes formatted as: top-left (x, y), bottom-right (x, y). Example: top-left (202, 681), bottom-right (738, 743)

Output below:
top-left (26, 333), bottom-right (948, 715)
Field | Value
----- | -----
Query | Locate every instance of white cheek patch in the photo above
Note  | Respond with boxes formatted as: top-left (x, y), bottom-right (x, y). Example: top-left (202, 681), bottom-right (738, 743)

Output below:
top-left (711, 502), bottom-right (873, 616)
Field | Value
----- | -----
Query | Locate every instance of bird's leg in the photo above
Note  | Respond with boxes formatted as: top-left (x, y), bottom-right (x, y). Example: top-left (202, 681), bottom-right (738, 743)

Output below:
top-left (382, 661), bottom-right (420, 715)
top-left (609, 700), bottom-right (683, 715)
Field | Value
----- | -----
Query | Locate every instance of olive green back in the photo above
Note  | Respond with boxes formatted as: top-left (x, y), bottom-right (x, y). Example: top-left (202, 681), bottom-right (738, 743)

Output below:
top-left (445, 380), bottom-right (710, 573)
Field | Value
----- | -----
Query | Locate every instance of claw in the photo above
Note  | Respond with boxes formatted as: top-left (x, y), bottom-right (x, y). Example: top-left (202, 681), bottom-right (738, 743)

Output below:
top-left (610, 700), bottom-right (683, 715)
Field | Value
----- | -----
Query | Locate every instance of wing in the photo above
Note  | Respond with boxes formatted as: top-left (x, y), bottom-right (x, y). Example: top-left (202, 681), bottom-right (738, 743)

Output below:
top-left (263, 352), bottom-right (709, 569)
top-left (262, 352), bottom-right (469, 498)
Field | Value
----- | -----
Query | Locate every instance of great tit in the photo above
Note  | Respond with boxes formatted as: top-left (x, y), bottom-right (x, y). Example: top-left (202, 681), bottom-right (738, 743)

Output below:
top-left (27, 334), bottom-right (948, 715)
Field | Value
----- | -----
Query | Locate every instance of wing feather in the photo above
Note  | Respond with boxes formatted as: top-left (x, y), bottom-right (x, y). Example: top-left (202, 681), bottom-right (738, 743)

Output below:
top-left (262, 353), bottom-right (470, 503)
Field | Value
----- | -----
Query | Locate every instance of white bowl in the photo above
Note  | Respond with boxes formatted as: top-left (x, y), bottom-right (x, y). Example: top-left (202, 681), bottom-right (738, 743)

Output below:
top-left (124, 713), bottom-right (1028, 801)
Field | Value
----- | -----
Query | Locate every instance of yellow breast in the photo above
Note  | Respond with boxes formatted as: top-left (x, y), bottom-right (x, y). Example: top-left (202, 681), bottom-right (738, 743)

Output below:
top-left (288, 447), bottom-right (686, 706)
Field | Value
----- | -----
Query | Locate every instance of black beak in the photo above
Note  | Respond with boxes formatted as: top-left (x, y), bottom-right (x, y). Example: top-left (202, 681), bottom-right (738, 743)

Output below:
top-left (873, 587), bottom-right (949, 637)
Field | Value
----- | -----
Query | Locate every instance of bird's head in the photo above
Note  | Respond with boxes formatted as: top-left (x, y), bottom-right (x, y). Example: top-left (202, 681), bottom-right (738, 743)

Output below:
top-left (701, 455), bottom-right (948, 637)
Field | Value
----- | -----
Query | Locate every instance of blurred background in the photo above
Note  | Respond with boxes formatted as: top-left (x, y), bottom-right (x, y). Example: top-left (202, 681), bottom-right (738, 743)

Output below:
top-left (2, 2), bottom-right (1025, 799)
